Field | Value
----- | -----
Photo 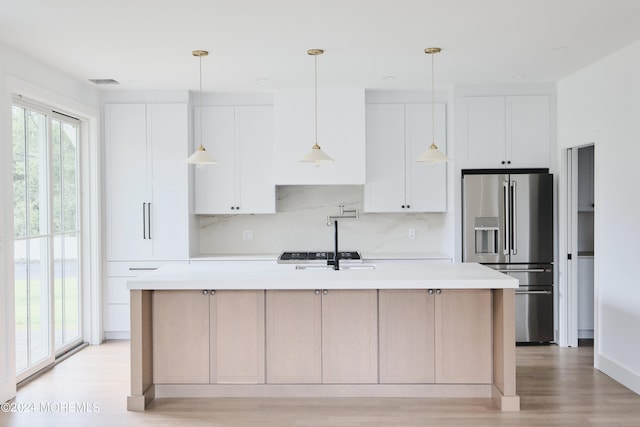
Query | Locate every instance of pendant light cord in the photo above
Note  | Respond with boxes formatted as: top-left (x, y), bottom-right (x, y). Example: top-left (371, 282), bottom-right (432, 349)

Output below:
top-left (199, 55), bottom-right (203, 148)
top-left (431, 51), bottom-right (435, 146)
top-left (314, 54), bottom-right (318, 144)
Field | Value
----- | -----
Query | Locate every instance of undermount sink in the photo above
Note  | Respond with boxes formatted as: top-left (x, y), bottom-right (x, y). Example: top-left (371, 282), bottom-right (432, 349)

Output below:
top-left (295, 264), bottom-right (377, 271)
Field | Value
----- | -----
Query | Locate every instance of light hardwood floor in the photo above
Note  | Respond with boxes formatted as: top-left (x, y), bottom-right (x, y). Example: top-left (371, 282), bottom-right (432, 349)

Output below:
top-left (2, 340), bottom-right (640, 426)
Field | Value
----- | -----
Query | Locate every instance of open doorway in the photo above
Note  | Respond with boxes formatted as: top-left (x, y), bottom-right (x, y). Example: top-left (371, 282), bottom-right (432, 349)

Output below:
top-left (565, 144), bottom-right (595, 348)
top-left (576, 145), bottom-right (594, 346)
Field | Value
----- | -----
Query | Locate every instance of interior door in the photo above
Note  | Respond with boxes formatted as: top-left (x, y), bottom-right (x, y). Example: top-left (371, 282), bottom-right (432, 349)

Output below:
top-left (509, 173), bottom-right (554, 264)
top-left (462, 173), bottom-right (509, 263)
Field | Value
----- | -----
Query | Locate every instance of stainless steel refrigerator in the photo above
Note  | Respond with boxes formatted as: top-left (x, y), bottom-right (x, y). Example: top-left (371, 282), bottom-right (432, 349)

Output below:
top-left (462, 170), bottom-right (554, 343)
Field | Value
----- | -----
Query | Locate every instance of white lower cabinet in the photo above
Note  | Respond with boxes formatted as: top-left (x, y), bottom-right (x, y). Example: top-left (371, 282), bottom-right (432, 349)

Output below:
top-left (379, 289), bottom-right (492, 384)
top-left (104, 261), bottom-right (169, 338)
top-left (152, 290), bottom-right (266, 384)
top-left (266, 289), bottom-right (378, 384)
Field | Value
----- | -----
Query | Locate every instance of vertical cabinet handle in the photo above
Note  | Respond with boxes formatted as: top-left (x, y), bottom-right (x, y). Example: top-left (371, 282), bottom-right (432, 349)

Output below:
top-left (147, 202), bottom-right (152, 239)
top-left (142, 203), bottom-right (147, 239)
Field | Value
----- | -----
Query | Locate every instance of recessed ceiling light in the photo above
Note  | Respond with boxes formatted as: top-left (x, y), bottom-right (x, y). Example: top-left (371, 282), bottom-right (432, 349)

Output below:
top-left (552, 46), bottom-right (569, 52)
top-left (256, 77), bottom-right (268, 82)
top-left (88, 78), bottom-right (119, 85)
top-left (512, 74), bottom-right (526, 79)
top-left (383, 75), bottom-right (395, 80)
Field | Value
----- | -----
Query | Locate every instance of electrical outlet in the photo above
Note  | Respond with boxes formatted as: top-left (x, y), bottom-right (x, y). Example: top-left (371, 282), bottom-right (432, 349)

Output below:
top-left (408, 228), bottom-right (416, 239)
top-left (242, 230), bottom-right (253, 240)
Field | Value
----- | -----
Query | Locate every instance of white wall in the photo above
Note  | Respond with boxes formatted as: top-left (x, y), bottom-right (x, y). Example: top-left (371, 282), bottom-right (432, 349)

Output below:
top-left (199, 185), bottom-right (452, 257)
top-left (557, 40), bottom-right (640, 394)
top-left (0, 42), bottom-right (100, 402)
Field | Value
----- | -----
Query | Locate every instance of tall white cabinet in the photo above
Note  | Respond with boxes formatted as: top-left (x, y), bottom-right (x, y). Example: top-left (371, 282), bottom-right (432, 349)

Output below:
top-left (105, 103), bottom-right (189, 260)
top-left (194, 105), bottom-right (275, 214)
top-left (365, 103), bottom-right (447, 213)
top-left (104, 103), bottom-right (190, 337)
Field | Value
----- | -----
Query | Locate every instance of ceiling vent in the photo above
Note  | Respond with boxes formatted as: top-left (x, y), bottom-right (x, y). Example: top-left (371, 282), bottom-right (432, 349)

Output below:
top-left (88, 78), bottom-right (120, 85)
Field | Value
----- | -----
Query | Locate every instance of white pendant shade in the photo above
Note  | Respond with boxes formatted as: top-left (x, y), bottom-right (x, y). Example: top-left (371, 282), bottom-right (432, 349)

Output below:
top-left (185, 144), bottom-right (217, 168)
top-left (416, 142), bottom-right (448, 163)
top-left (300, 143), bottom-right (334, 164)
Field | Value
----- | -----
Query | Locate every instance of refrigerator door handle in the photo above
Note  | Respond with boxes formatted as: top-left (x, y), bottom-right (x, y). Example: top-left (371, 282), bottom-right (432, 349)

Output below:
top-left (515, 290), bottom-right (553, 295)
top-left (503, 181), bottom-right (510, 255)
top-left (511, 180), bottom-right (517, 256)
top-left (496, 268), bottom-right (550, 273)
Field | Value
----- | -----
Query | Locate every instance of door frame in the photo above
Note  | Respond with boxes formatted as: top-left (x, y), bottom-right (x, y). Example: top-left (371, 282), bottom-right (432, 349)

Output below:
top-left (558, 132), bottom-right (598, 350)
top-left (1, 76), bottom-right (102, 402)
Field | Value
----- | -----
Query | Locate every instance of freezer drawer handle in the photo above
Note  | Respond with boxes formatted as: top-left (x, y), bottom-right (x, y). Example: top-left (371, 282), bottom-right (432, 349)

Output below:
top-left (496, 268), bottom-right (550, 273)
top-left (129, 267), bottom-right (159, 271)
top-left (515, 290), bottom-right (553, 295)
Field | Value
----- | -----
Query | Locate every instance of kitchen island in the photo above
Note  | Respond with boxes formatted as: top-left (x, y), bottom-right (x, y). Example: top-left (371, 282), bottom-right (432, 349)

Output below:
top-left (127, 261), bottom-right (519, 412)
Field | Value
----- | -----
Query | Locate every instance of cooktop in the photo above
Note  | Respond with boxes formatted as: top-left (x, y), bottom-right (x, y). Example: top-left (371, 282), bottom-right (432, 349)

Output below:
top-left (278, 251), bottom-right (361, 263)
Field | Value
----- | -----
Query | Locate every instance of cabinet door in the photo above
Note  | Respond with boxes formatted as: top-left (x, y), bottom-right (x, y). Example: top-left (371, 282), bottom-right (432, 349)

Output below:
top-left (364, 104), bottom-right (407, 212)
top-left (463, 97), bottom-right (507, 168)
top-left (435, 290), bottom-right (492, 384)
top-left (152, 290), bottom-right (209, 384)
top-left (266, 290), bottom-right (322, 383)
top-left (405, 103), bottom-right (447, 212)
top-left (148, 104), bottom-right (189, 259)
top-left (194, 106), bottom-right (237, 214)
top-left (379, 290), bottom-right (435, 383)
top-left (237, 106), bottom-right (275, 213)
top-left (507, 96), bottom-right (550, 168)
top-left (210, 290), bottom-right (265, 384)
top-left (321, 290), bottom-right (378, 384)
top-left (104, 104), bottom-right (152, 260)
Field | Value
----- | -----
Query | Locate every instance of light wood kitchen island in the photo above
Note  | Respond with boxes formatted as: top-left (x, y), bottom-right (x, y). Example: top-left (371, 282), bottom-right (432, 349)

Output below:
top-left (126, 262), bottom-right (519, 412)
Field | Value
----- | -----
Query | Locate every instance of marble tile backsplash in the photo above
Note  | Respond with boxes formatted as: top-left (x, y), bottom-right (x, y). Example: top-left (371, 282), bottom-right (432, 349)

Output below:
top-left (198, 186), bottom-right (453, 255)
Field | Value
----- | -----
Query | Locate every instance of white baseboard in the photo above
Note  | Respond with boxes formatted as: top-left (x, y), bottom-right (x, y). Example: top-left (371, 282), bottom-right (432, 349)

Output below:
top-left (596, 353), bottom-right (640, 395)
top-left (104, 331), bottom-right (130, 340)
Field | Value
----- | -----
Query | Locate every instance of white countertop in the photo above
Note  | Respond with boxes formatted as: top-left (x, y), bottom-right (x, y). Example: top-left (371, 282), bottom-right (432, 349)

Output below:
top-left (190, 252), bottom-right (452, 262)
top-left (127, 261), bottom-right (517, 290)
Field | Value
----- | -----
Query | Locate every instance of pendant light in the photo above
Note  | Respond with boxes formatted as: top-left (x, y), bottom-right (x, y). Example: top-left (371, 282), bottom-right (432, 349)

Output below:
top-left (416, 47), bottom-right (449, 163)
top-left (300, 48), bottom-right (334, 165)
top-left (186, 50), bottom-right (218, 168)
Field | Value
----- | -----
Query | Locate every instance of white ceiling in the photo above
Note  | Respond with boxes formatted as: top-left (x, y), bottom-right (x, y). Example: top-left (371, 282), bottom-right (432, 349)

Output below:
top-left (2, 0), bottom-right (640, 92)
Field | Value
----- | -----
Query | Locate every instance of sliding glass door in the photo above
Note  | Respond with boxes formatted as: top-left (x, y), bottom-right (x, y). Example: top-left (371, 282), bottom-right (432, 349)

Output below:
top-left (13, 102), bottom-right (82, 380)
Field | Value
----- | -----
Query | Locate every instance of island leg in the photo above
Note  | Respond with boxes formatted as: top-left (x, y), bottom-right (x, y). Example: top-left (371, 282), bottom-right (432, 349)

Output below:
top-left (127, 289), bottom-right (154, 411)
top-left (492, 288), bottom-right (520, 411)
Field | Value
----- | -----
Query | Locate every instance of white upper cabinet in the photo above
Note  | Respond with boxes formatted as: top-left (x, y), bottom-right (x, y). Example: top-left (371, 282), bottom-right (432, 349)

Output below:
top-left (462, 95), bottom-right (550, 169)
top-left (105, 103), bottom-right (189, 261)
top-left (194, 105), bottom-right (275, 214)
top-left (365, 103), bottom-right (447, 213)
top-left (274, 88), bottom-right (366, 185)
